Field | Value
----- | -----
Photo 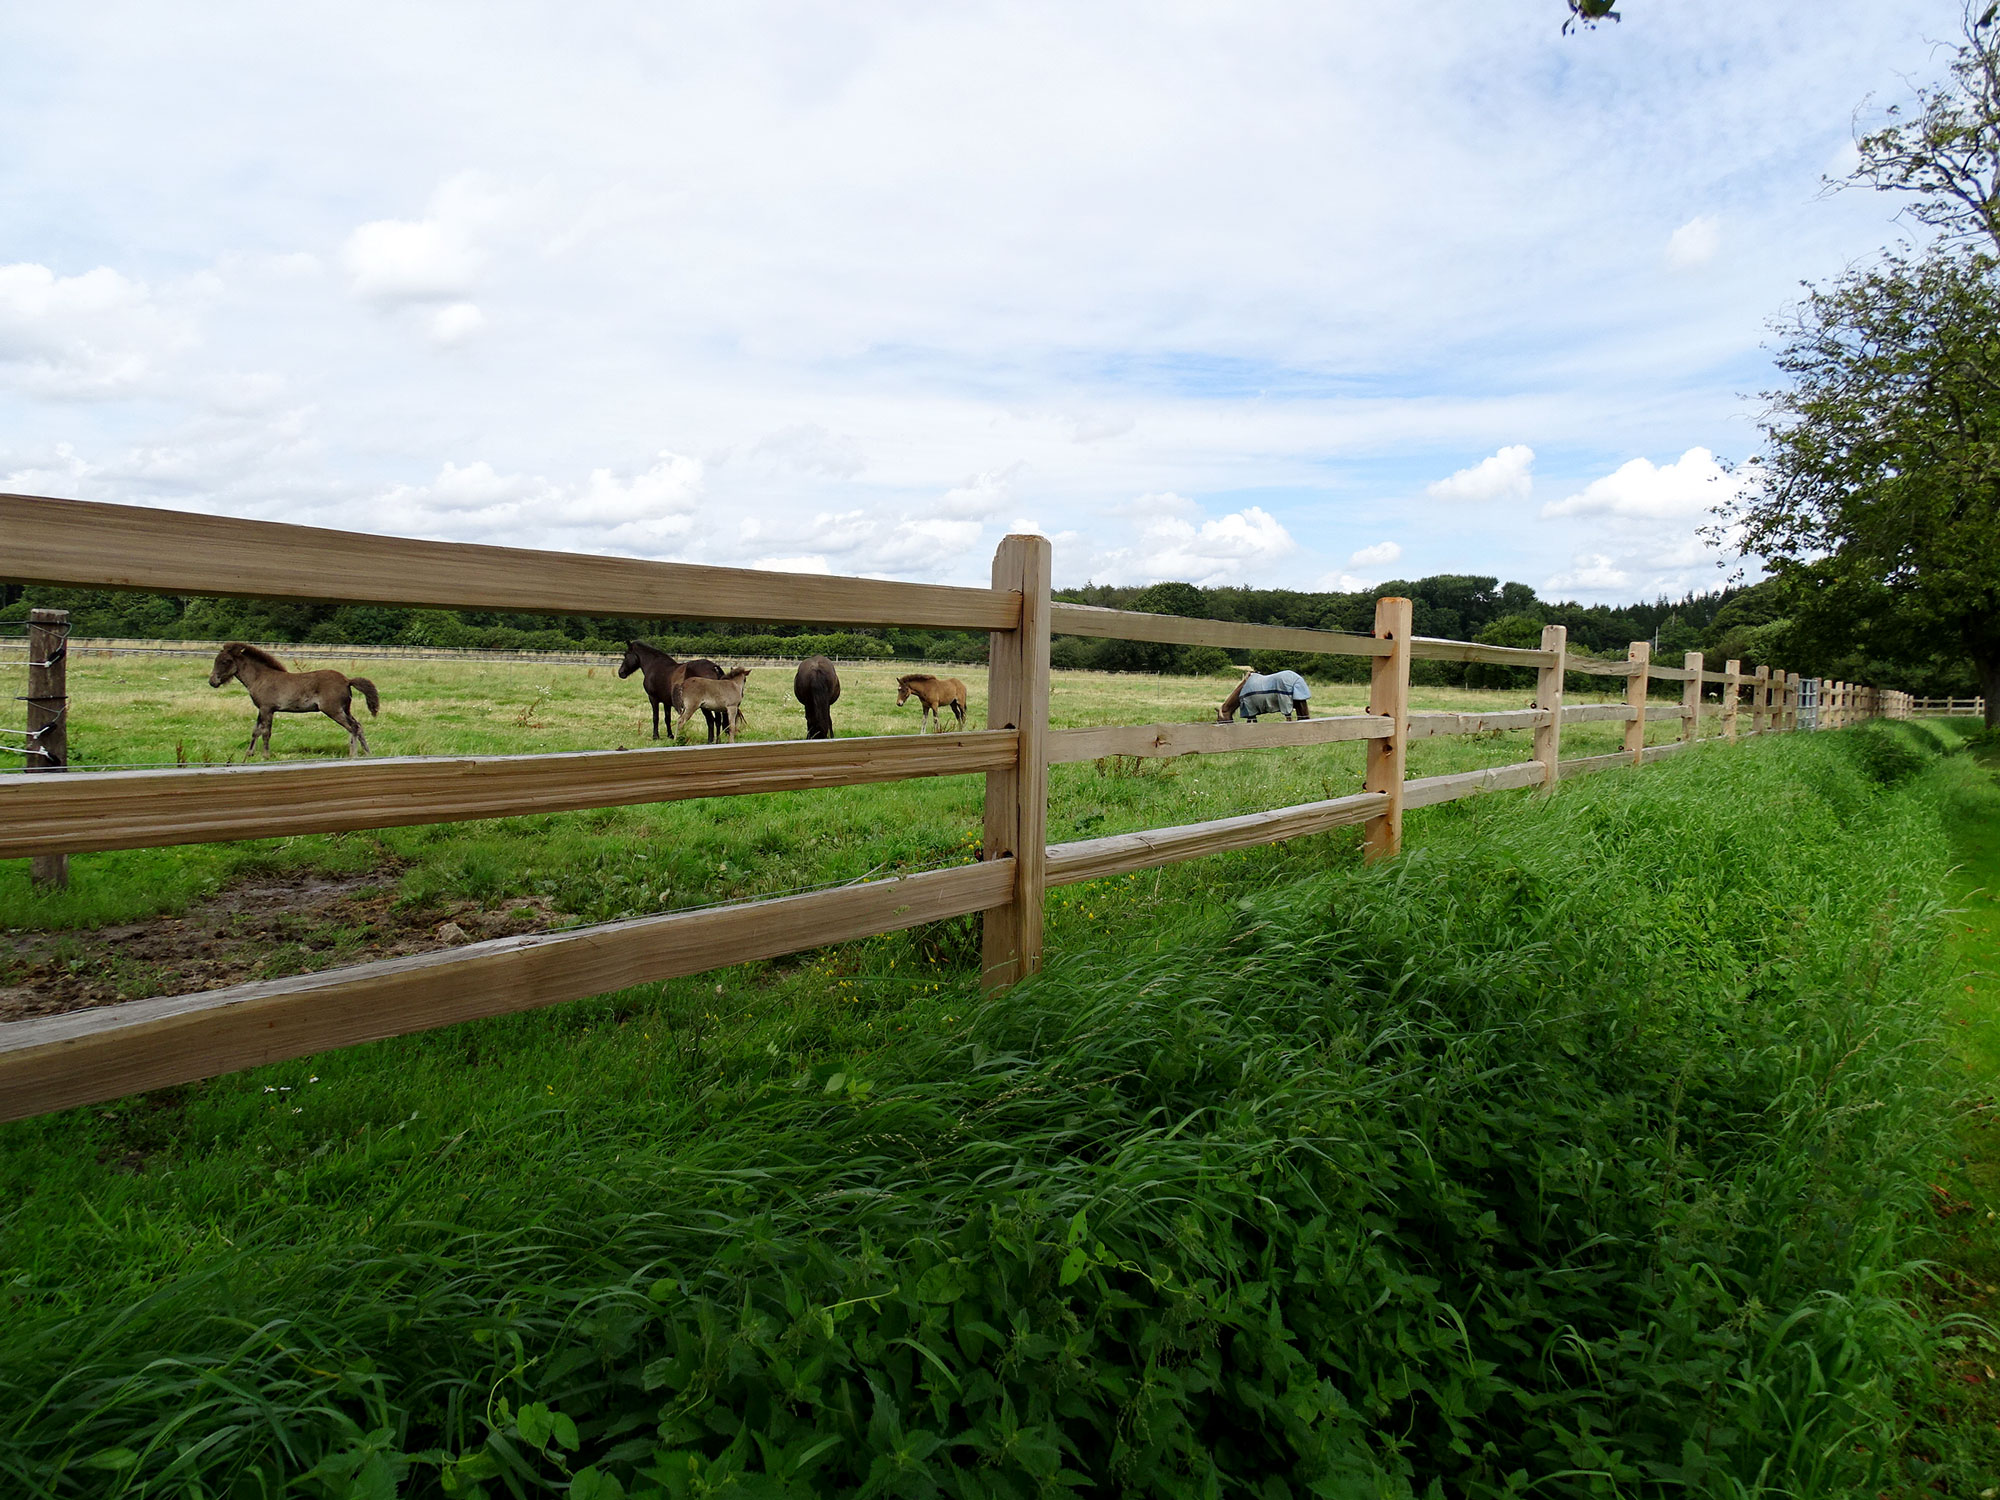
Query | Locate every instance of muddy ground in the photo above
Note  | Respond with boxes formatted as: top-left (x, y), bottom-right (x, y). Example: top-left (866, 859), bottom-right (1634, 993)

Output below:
top-left (0, 868), bottom-right (561, 1023)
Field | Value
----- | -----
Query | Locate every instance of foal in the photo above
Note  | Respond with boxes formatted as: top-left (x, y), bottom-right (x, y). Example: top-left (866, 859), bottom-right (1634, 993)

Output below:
top-left (208, 643), bottom-right (380, 757)
top-left (895, 673), bottom-right (968, 732)
top-left (674, 668), bottom-right (752, 743)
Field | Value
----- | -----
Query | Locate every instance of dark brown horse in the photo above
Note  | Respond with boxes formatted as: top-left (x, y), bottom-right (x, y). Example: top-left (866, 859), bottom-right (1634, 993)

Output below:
top-left (208, 643), bottom-right (380, 757)
top-left (793, 656), bottom-right (840, 739)
top-left (896, 673), bottom-right (967, 732)
top-left (618, 640), bottom-right (724, 739)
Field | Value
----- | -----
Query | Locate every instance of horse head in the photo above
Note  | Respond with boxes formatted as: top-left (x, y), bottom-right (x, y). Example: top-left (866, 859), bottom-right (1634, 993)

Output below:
top-left (896, 681), bottom-right (912, 705)
top-left (617, 641), bottom-right (645, 679)
top-left (208, 644), bottom-right (242, 689)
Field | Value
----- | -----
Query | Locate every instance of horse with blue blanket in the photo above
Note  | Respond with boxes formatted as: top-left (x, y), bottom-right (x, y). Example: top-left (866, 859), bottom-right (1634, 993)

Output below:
top-left (1218, 668), bottom-right (1312, 723)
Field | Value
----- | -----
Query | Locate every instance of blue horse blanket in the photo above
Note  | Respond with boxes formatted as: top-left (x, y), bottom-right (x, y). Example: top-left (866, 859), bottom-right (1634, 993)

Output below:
top-left (1237, 669), bottom-right (1310, 720)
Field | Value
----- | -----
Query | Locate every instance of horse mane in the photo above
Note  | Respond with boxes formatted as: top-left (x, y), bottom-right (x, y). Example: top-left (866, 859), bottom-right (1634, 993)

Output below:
top-left (228, 643), bottom-right (290, 672)
top-left (898, 673), bottom-right (937, 687)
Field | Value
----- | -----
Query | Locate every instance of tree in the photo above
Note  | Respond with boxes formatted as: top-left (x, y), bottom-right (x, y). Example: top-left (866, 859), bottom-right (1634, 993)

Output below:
top-left (1849, 3), bottom-right (2000, 255)
top-left (1734, 251), bottom-right (2000, 725)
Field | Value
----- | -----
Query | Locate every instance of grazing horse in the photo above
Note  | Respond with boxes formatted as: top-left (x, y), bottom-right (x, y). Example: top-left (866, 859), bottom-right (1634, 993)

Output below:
top-left (674, 668), bottom-right (752, 743)
top-left (208, 643), bottom-right (380, 757)
top-left (618, 640), bottom-right (725, 740)
top-left (896, 673), bottom-right (967, 732)
top-left (1218, 668), bottom-right (1312, 723)
top-left (793, 655), bottom-right (841, 739)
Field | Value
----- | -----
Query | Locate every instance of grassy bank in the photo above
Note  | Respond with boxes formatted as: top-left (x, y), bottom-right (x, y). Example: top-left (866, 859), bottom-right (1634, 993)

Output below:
top-left (0, 725), bottom-right (1978, 1496)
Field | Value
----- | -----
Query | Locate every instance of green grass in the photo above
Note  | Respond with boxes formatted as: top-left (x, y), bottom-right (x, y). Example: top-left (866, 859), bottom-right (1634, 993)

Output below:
top-left (0, 653), bottom-right (1675, 946)
top-left (0, 725), bottom-right (1979, 1497)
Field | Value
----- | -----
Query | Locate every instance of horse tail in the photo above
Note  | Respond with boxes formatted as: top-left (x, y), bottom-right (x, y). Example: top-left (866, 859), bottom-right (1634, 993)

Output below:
top-left (952, 685), bottom-right (967, 728)
top-left (349, 677), bottom-right (381, 716)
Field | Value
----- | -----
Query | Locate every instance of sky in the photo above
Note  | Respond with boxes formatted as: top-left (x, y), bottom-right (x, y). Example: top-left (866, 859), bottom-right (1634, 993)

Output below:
top-left (0, 1), bottom-right (1965, 606)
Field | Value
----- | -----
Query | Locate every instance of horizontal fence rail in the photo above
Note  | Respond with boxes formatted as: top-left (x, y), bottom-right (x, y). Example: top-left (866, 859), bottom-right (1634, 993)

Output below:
top-left (0, 732), bottom-right (1017, 859)
top-left (0, 493), bottom-right (1909, 1120)
top-left (0, 493), bottom-right (1018, 631)
top-left (0, 862), bottom-right (1013, 1123)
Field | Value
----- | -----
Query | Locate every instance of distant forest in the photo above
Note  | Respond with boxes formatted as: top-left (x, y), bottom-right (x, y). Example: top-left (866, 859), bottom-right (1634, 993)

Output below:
top-left (0, 570), bottom-right (1805, 689)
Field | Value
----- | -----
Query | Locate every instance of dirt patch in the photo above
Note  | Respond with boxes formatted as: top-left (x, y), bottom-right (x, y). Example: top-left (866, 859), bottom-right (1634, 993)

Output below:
top-left (0, 867), bottom-right (563, 1024)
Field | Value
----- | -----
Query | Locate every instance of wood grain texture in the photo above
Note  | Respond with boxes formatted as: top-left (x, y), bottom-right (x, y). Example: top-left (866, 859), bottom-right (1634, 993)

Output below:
top-left (1047, 714), bottom-right (1390, 764)
top-left (1561, 703), bottom-right (1638, 724)
top-left (1407, 637), bottom-right (1559, 667)
top-left (1644, 663), bottom-right (1693, 683)
top-left (1363, 596), bottom-right (1413, 861)
top-left (1534, 624), bottom-right (1566, 787)
top-left (1681, 651), bottom-right (1703, 744)
top-left (1045, 791), bottom-right (1388, 886)
top-left (0, 492), bottom-right (1016, 630)
top-left (1624, 641), bottom-right (1651, 765)
top-left (1401, 759), bottom-right (1547, 810)
top-left (981, 535), bottom-right (1052, 989)
top-left (1567, 657), bottom-right (1639, 678)
top-left (1047, 601), bottom-right (1388, 657)
top-left (1406, 708), bottom-right (1549, 739)
top-left (0, 861), bottom-right (1014, 1123)
top-left (1639, 739), bottom-right (1691, 764)
top-left (0, 732), bottom-right (1019, 859)
top-left (1723, 659), bottom-right (1741, 742)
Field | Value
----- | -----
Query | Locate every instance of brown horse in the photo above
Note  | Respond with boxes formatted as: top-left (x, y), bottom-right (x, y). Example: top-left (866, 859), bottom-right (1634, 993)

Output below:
top-left (674, 668), bottom-right (752, 743)
top-left (793, 656), bottom-right (840, 739)
top-left (896, 673), bottom-right (967, 732)
top-left (208, 643), bottom-right (380, 757)
top-left (618, 640), bottom-right (725, 740)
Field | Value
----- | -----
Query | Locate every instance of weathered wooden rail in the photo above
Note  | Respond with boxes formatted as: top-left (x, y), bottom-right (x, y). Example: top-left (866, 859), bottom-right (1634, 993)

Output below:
top-left (0, 492), bottom-right (1900, 1121)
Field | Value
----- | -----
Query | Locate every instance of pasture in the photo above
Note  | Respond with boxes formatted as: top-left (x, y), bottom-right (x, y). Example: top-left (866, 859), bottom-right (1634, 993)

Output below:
top-left (0, 649), bottom-right (1669, 955)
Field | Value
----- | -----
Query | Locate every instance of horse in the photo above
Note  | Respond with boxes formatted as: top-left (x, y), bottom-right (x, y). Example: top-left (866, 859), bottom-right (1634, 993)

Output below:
top-left (618, 640), bottom-right (725, 740)
top-left (896, 673), bottom-right (967, 732)
top-left (207, 643), bottom-right (380, 757)
top-left (1218, 668), bottom-right (1312, 723)
top-left (674, 668), bottom-right (752, 743)
top-left (793, 656), bottom-right (841, 739)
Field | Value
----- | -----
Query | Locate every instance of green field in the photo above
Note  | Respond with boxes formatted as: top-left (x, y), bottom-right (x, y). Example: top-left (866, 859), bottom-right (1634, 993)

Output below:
top-left (0, 651), bottom-right (1670, 951)
top-left (1, 681), bottom-right (1992, 1495)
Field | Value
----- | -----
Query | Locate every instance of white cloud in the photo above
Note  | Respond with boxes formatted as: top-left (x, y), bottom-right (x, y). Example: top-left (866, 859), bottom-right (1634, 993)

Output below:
top-left (357, 451), bottom-right (704, 552)
top-left (749, 423), bottom-right (865, 478)
top-left (344, 217), bottom-right (483, 304)
top-left (1540, 447), bottom-right (1735, 521)
top-left (1347, 540), bottom-right (1401, 569)
top-left (934, 465), bottom-right (1021, 521)
top-left (0, 262), bottom-right (193, 395)
top-left (428, 301), bottom-right (486, 345)
top-left (1543, 553), bottom-right (1631, 594)
top-left (1665, 214), bottom-right (1722, 270)
top-left (1427, 445), bottom-right (1534, 503)
top-left (751, 554), bottom-right (833, 574)
top-left (1089, 499), bottom-right (1296, 587)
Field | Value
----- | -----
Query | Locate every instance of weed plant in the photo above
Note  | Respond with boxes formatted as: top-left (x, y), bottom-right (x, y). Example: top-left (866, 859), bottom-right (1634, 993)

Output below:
top-left (0, 730), bottom-right (1971, 1496)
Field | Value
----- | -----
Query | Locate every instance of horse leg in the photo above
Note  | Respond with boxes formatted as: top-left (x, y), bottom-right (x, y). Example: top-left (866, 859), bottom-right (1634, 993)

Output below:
top-left (252, 709), bottom-right (275, 757)
top-left (330, 706), bottom-right (368, 755)
top-left (651, 695), bottom-right (661, 740)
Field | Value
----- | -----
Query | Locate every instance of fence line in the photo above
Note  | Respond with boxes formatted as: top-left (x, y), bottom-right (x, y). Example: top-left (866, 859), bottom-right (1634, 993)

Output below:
top-left (0, 494), bottom-right (1912, 1121)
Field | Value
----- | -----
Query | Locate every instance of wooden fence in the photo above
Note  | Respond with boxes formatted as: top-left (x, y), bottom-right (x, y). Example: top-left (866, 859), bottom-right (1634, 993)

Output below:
top-left (1911, 695), bottom-right (1986, 717)
top-left (0, 493), bottom-right (1902, 1122)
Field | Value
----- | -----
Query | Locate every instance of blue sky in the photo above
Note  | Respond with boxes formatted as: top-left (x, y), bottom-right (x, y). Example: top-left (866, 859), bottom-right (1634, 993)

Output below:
top-left (0, 0), bottom-right (1961, 603)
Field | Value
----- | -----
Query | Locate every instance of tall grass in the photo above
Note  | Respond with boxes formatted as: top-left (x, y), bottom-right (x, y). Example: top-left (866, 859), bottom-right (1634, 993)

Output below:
top-left (0, 729), bottom-right (1972, 1496)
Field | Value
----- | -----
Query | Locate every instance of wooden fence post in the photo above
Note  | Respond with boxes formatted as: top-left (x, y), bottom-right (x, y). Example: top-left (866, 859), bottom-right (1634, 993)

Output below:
top-left (1723, 658), bottom-right (1740, 742)
top-left (1624, 640), bottom-right (1650, 766)
top-left (980, 534), bottom-right (1052, 990)
top-left (26, 608), bottom-right (69, 888)
top-left (1363, 596), bottom-right (1413, 860)
top-left (1681, 651), bottom-right (1702, 744)
top-left (1534, 623), bottom-right (1566, 786)
top-left (1782, 671), bottom-right (1796, 731)
top-left (1751, 665), bottom-right (1769, 735)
